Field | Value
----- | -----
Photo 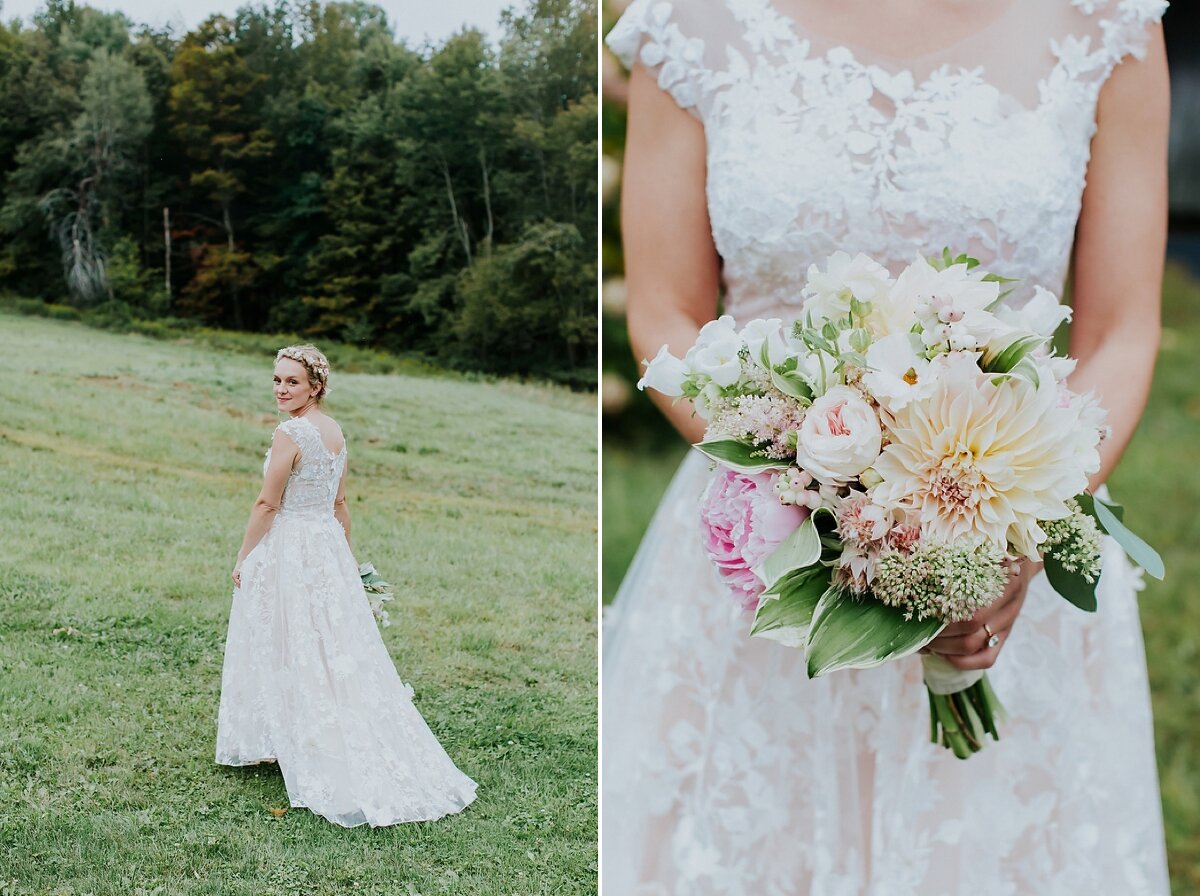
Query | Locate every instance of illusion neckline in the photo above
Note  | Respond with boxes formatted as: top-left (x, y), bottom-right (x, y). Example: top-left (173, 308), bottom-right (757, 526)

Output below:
top-left (758, 0), bottom-right (1021, 68)
top-left (290, 413), bottom-right (347, 459)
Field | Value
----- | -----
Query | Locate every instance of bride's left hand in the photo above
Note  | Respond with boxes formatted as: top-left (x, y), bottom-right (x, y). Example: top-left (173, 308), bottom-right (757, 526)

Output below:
top-left (921, 559), bottom-right (1040, 671)
top-left (232, 564), bottom-right (242, 588)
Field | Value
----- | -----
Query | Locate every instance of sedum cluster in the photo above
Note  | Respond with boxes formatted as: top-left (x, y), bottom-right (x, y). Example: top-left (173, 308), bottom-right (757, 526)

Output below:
top-left (1041, 501), bottom-right (1103, 583)
top-left (872, 541), bottom-right (1008, 623)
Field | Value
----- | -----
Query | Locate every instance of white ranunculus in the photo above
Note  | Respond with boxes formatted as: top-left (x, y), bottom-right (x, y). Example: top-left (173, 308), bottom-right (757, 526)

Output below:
top-left (636, 344), bottom-right (688, 395)
top-left (794, 385), bottom-right (883, 485)
top-left (801, 251), bottom-right (893, 326)
top-left (862, 332), bottom-right (935, 411)
top-left (891, 256), bottom-right (1011, 351)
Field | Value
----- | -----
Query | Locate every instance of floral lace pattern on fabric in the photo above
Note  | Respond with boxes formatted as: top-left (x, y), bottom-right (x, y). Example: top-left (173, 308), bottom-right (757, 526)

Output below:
top-left (217, 416), bottom-right (477, 827)
top-left (604, 1), bottom-right (1168, 892)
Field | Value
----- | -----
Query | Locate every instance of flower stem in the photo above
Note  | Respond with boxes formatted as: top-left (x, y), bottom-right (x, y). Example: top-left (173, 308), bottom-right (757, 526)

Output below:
top-left (927, 675), bottom-right (1005, 759)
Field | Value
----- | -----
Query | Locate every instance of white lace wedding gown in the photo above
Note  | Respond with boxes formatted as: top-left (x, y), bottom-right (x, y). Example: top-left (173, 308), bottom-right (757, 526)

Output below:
top-left (215, 415), bottom-right (477, 827)
top-left (604, 0), bottom-right (1170, 892)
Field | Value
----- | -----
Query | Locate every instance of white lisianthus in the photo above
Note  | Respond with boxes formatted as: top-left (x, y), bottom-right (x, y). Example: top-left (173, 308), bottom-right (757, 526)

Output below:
top-left (689, 336), bottom-right (743, 387)
top-left (863, 332), bottom-right (935, 411)
top-left (738, 317), bottom-right (784, 363)
top-left (684, 315), bottom-right (743, 388)
top-left (870, 352), bottom-right (1097, 558)
top-left (801, 251), bottom-right (893, 325)
top-left (794, 385), bottom-right (883, 485)
top-left (995, 285), bottom-right (1072, 338)
top-left (636, 345), bottom-right (688, 395)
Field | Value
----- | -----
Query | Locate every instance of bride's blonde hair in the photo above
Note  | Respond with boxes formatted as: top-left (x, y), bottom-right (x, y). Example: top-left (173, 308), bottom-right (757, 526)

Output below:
top-left (276, 344), bottom-right (331, 401)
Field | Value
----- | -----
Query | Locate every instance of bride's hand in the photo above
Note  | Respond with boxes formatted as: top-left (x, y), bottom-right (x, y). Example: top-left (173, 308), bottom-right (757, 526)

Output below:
top-left (232, 564), bottom-right (242, 588)
top-left (922, 559), bottom-right (1040, 671)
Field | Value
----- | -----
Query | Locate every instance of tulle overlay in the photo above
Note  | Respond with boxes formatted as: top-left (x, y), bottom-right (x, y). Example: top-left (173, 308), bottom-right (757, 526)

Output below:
top-left (216, 416), bottom-right (477, 827)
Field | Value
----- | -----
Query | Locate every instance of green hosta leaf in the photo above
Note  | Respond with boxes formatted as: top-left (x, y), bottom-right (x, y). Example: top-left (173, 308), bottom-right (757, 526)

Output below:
top-left (695, 440), bottom-right (790, 474)
top-left (1007, 356), bottom-right (1041, 387)
top-left (751, 567), bottom-right (831, 647)
top-left (753, 516), bottom-right (823, 591)
top-left (1078, 494), bottom-right (1165, 580)
top-left (806, 590), bottom-right (945, 678)
top-left (982, 334), bottom-right (1045, 374)
top-left (1043, 554), bottom-right (1098, 612)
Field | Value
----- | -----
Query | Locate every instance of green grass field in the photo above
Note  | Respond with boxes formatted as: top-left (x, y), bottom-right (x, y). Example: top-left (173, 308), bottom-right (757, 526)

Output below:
top-left (0, 313), bottom-right (597, 895)
top-left (602, 263), bottom-right (1200, 892)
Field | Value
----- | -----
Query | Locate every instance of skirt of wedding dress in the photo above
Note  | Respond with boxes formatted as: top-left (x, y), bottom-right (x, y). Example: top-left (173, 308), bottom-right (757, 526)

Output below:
top-left (602, 450), bottom-right (1168, 895)
top-left (216, 511), bottom-right (477, 827)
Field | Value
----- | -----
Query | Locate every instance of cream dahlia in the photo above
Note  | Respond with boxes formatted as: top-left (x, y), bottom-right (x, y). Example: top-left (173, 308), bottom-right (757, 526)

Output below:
top-left (869, 353), bottom-right (1101, 558)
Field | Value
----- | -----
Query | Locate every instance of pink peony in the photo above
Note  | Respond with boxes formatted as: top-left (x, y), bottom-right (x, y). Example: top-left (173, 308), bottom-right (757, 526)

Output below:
top-left (700, 468), bottom-right (809, 610)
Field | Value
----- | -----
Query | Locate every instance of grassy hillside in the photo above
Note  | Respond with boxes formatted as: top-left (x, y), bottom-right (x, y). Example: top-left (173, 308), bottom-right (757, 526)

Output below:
top-left (602, 262), bottom-right (1200, 892)
top-left (0, 313), bottom-right (597, 895)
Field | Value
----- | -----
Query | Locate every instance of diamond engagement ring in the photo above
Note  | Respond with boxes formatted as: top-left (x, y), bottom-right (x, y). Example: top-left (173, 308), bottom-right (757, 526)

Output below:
top-left (983, 623), bottom-right (1001, 649)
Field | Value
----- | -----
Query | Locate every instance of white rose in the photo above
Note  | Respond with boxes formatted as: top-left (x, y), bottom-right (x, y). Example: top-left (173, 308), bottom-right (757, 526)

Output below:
top-left (794, 385), bottom-right (883, 485)
top-left (636, 345), bottom-right (688, 396)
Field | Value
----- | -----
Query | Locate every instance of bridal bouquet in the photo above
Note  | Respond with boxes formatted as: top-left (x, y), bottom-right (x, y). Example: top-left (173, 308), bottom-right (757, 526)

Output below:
top-left (359, 562), bottom-right (394, 627)
top-left (639, 250), bottom-right (1164, 758)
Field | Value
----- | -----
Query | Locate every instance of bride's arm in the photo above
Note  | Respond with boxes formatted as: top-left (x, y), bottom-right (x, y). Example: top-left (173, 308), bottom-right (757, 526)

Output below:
top-left (1067, 24), bottom-right (1169, 488)
top-left (231, 430), bottom-right (299, 586)
top-left (622, 64), bottom-right (722, 444)
top-left (333, 461), bottom-right (351, 552)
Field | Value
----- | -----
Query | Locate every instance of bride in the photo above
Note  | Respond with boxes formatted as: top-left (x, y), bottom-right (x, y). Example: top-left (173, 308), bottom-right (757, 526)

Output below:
top-left (603, 0), bottom-right (1170, 892)
top-left (216, 344), bottom-right (477, 827)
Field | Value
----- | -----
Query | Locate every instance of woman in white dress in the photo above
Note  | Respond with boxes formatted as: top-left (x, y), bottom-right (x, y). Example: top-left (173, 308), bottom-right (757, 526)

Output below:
top-left (216, 344), bottom-right (477, 827)
top-left (603, 0), bottom-right (1170, 892)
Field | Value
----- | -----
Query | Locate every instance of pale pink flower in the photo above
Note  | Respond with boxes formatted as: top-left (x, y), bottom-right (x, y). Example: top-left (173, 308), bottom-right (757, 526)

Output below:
top-left (700, 468), bottom-right (809, 610)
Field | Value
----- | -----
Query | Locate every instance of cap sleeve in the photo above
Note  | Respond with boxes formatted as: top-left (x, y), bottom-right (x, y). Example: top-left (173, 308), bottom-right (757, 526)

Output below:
top-left (605, 0), bottom-right (709, 120)
top-left (1095, 0), bottom-right (1168, 71)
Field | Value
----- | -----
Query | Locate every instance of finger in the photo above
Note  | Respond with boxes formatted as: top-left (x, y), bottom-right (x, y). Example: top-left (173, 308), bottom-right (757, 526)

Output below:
top-left (937, 573), bottom-right (1029, 637)
top-left (929, 598), bottom-right (1023, 654)
top-left (939, 640), bottom-right (1004, 671)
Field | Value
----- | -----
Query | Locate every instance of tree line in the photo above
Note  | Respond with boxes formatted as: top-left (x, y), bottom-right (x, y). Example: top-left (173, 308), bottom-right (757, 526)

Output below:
top-left (0, 0), bottom-right (596, 385)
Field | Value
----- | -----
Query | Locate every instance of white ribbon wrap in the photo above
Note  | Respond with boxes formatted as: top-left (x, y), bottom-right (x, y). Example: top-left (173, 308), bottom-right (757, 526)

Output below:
top-left (921, 653), bottom-right (985, 695)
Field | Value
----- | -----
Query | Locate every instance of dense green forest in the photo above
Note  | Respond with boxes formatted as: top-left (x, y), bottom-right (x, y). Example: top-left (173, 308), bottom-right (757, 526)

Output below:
top-left (0, 0), bottom-right (596, 385)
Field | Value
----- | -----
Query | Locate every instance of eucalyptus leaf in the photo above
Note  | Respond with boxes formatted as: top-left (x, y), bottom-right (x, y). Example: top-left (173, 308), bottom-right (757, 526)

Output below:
top-left (1089, 495), bottom-right (1165, 580)
top-left (695, 440), bottom-right (790, 473)
top-left (806, 589), bottom-right (945, 678)
top-left (1043, 553), bottom-right (1098, 611)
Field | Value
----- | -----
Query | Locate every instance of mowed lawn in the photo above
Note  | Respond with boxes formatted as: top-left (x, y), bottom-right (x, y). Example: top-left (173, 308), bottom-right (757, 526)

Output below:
top-left (0, 313), bottom-right (597, 895)
top-left (602, 263), bottom-right (1200, 893)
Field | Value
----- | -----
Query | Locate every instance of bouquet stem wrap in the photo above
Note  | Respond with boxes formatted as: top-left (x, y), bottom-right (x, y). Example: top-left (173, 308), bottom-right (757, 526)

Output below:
top-left (922, 655), bottom-right (1005, 759)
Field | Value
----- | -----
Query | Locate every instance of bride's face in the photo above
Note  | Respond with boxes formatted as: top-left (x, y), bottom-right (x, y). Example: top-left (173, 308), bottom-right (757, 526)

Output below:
top-left (274, 358), bottom-right (318, 413)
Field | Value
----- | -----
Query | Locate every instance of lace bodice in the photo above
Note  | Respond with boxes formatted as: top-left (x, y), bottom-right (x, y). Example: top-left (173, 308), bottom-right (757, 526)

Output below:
top-left (264, 416), bottom-right (347, 519)
top-left (607, 0), bottom-right (1166, 319)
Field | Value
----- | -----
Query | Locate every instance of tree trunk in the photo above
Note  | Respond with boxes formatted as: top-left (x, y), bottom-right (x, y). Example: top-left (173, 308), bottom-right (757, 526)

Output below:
top-left (440, 154), bottom-right (472, 267)
top-left (222, 201), bottom-right (243, 329)
top-left (163, 206), bottom-right (172, 306)
top-left (479, 146), bottom-right (494, 256)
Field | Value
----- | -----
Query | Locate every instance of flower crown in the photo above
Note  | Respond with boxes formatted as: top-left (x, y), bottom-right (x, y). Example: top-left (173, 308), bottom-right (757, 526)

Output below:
top-left (276, 346), bottom-right (331, 395)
